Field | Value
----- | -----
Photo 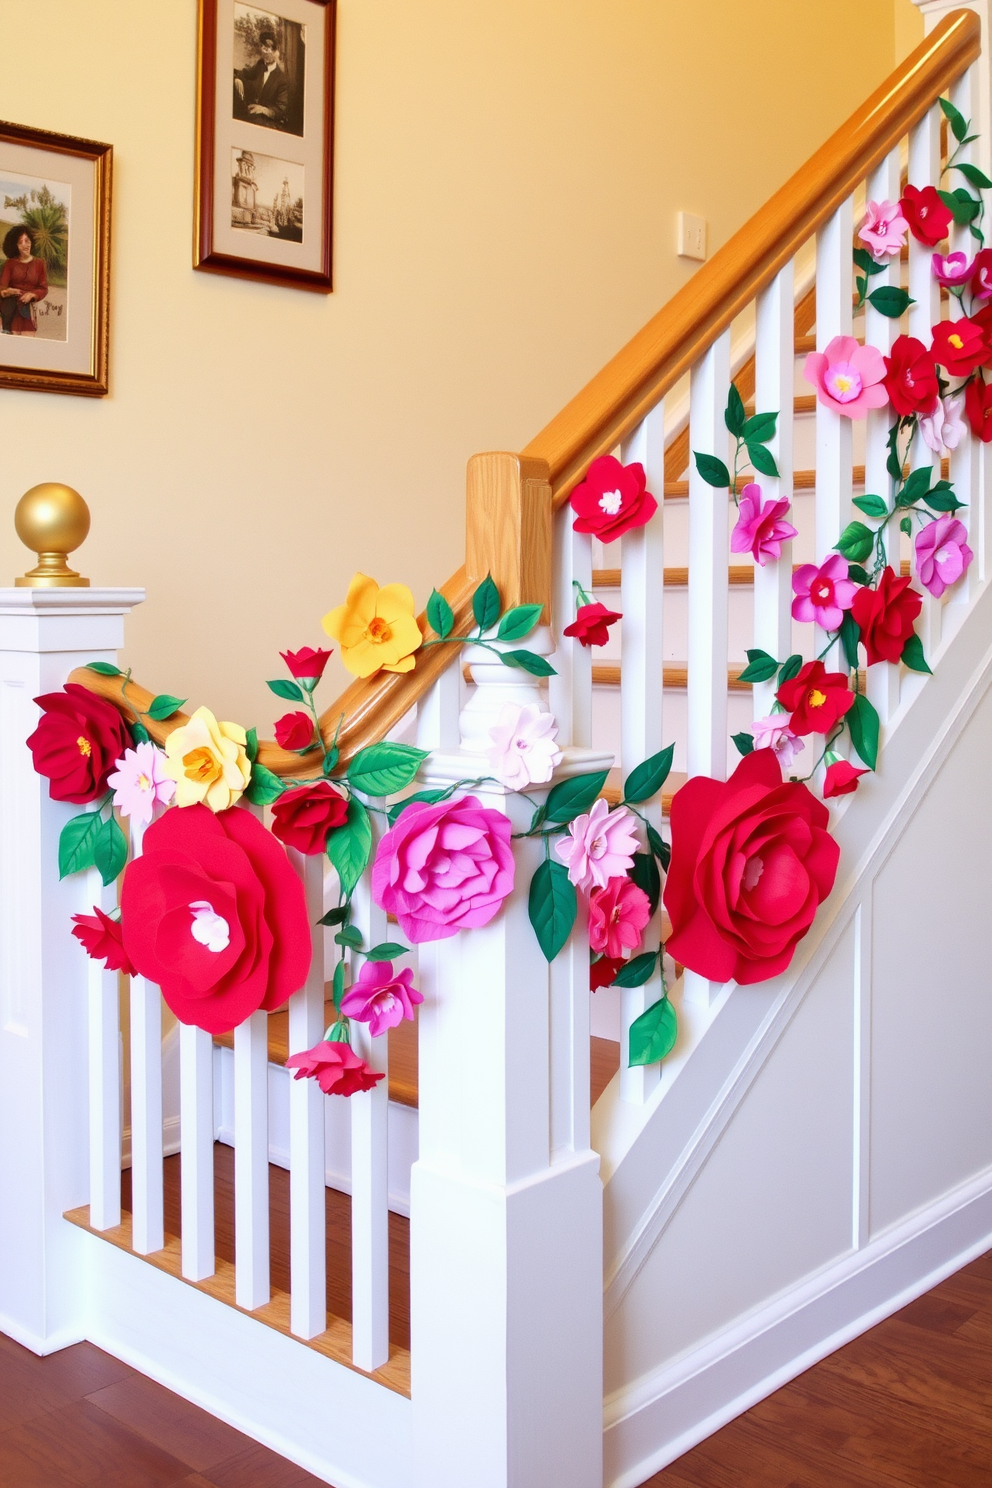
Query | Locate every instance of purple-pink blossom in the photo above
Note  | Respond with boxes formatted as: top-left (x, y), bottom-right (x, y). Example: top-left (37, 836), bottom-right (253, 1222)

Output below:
top-left (931, 250), bottom-right (974, 287)
top-left (588, 877), bottom-right (651, 959)
top-left (730, 483), bottom-right (797, 566)
top-left (339, 960), bottom-right (423, 1038)
top-left (554, 798), bottom-right (639, 892)
top-left (750, 714), bottom-right (805, 771)
top-left (919, 394), bottom-right (967, 456)
top-left (804, 336), bottom-right (889, 419)
top-left (107, 741), bottom-right (176, 826)
top-left (914, 516), bottom-right (973, 598)
top-left (792, 554), bottom-right (860, 631)
top-left (858, 199), bottom-right (909, 260)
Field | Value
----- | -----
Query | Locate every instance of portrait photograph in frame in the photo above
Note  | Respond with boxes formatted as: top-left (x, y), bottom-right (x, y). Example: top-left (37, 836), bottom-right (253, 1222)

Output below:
top-left (0, 121), bottom-right (111, 397)
top-left (195, 0), bottom-right (336, 293)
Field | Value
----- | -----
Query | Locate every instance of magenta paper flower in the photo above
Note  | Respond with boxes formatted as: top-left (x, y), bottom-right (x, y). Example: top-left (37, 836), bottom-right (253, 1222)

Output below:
top-left (554, 798), bottom-right (639, 892)
top-left (859, 199), bottom-right (909, 260)
top-left (371, 795), bottom-right (515, 943)
top-left (915, 516), bottom-right (973, 598)
top-left (750, 714), bottom-right (805, 771)
top-left (339, 960), bottom-right (423, 1038)
top-left (804, 336), bottom-right (888, 419)
top-left (107, 741), bottom-right (176, 826)
top-left (730, 483), bottom-right (797, 566)
top-left (487, 702), bottom-right (562, 790)
top-left (588, 877), bottom-right (651, 959)
top-left (919, 394), bottom-right (967, 456)
top-left (792, 553), bottom-right (860, 631)
top-left (931, 251), bottom-right (974, 287)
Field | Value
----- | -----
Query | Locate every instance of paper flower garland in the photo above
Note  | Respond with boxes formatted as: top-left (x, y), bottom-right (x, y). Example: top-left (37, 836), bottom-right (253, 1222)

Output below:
top-left (27, 683), bottom-right (132, 805)
top-left (322, 572), bottom-right (423, 678)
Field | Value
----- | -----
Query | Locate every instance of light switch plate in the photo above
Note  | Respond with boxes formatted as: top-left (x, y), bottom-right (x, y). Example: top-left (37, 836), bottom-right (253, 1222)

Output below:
top-left (678, 211), bottom-right (707, 261)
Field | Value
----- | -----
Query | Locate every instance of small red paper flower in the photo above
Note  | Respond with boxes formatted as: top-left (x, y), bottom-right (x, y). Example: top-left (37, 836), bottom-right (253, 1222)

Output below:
top-left (590, 954), bottom-right (625, 990)
top-left (971, 248), bottom-right (992, 301)
top-left (563, 602), bottom-right (623, 648)
top-left (27, 683), bottom-right (132, 805)
top-left (965, 374), bottom-right (992, 442)
top-left (900, 184), bottom-right (953, 248)
top-left (823, 760), bottom-right (869, 798)
top-left (776, 660), bottom-right (855, 736)
top-left (930, 317), bottom-right (988, 378)
top-left (569, 455), bottom-right (658, 544)
top-left (271, 782), bottom-right (349, 855)
top-left (286, 1039), bottom-right (384, 1096)
top-left (664, 749), bottom-right (839, 985)
top-left (121, 803), bottom-right (311, 1034)
top-left (71, 906), bottom-right (134, 975)
top-left (882, 335), bottom-right (939, 418)
top-left (274, 711), bottom-right (316, 751)
top-left (588, 876), bottom-right (651, 959)
top-left (851, 566), bottom-right (923, 666)
top-left (280, 646), bottom-right (332, 683)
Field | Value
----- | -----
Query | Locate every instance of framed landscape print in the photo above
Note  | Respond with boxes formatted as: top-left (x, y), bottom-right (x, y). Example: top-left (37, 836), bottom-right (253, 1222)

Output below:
top-left (0, 122), bottom-right (111, 397)
top-left (194, 0), bottom-right (336, 292)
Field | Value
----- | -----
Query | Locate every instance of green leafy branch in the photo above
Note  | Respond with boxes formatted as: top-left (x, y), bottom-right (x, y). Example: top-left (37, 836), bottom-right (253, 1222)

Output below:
top-left (938, 96), bottom-right (989, 247)
top-left (693, 383), bottom-right (780, 502)
top-left (422, 574), bottom-right (555, 678)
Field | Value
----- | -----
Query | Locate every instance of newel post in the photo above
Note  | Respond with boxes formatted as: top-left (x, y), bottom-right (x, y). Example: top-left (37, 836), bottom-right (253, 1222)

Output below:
top-left (0, 568), bottom-right (144, 1351)
top-left (409, 454), bottom-right (605, 1488)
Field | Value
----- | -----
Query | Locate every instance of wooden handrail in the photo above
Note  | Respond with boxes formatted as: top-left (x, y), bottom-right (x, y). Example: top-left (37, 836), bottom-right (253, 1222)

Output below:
top-left (522, 9), bottom-right (980, 508)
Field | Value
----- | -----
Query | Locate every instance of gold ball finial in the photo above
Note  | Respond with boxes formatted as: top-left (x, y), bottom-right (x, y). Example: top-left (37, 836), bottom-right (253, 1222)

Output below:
top-left (14, 483), bottom-right (91, 588)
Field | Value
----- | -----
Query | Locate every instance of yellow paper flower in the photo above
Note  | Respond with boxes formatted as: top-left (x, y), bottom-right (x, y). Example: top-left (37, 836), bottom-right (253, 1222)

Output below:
top-left (322, 572), bottom-right (423, 678)
top-left (163, 706), bottom-right (252, 812)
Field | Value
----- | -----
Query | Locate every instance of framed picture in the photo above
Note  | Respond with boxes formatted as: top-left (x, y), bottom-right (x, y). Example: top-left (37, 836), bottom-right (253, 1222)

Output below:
top-left (195, 0), bottom-right (336, 293)
top-left (0, 122), bottom-right (111, 397)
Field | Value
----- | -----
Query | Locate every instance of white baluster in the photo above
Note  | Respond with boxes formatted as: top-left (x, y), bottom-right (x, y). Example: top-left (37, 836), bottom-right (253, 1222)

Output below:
top-left (179, 1022), bottom-right (214, 1280)
top-left (416, 664), bottom-right (461, 752)
top-left (909, 105), bottom-right (944, 658)
top-left (549, 511), bottom-right (593, 750)
top-left (234, 1008), bottom-right (269, 1308)
top-left (815, 199), bottom-right (854, 671)
top-left (618, 403), bottom-right (665, 1104)
top-left (754, 261), bottom-right (796, 718)
top-left (287, 851), bottom-right (326, 1338)
top-left (949, 64), bottom-right (981, 606)
top-left (128, 816), bottom-right (164, 1255)
top-left (86, 858), bottom-right (121, 1232)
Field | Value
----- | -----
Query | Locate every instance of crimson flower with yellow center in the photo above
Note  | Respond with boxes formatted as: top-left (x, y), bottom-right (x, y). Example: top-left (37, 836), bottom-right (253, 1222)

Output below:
top-left (322, 573), bottom-right (423, 678)
top-left (775, 660), bottom-right (855, 737)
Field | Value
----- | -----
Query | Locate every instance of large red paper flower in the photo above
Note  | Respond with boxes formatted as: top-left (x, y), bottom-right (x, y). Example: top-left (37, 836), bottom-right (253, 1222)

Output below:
top-left (664, 749), bottom-right (839, 985)
top-left (563, 602), bottom-right (623, 648)
top-left (27, 683), bottom-right (132, 804)
top-left (851, 566), bottom-right (923, 665)
top-left (286, 1039), bottom-right (384, 1096)
top-left (569, 455), bottom-right (658, 544)
top-left (71, 906), bottom-right (134, 975)
top-left (270, 782), bottom-right (349, 855)
top-left (900, 184), bottom-right (952, 247)
top-left (776, 660), bottom-right (855, 736)
top-left (882, 336), bottom-right (939, 417)
top-left (121, 803), bottom-right (311, 1034)
top-left (930, 318), bottom-right (988, 378)
top-left (965, 374), bottom-right (992, 442)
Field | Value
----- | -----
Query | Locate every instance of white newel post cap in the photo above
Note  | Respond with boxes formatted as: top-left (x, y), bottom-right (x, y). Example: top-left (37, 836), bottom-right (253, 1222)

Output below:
top-left (0, 587), bottom-right (146, 653)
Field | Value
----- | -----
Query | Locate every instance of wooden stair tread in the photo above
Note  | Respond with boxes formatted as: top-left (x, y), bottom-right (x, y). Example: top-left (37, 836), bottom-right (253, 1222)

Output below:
top-left (663, 462), bottom-right (946, 498)
top-left (592, 662), bottom-right (866, 691)
top-left (591, 558), bottom-right (912, 589)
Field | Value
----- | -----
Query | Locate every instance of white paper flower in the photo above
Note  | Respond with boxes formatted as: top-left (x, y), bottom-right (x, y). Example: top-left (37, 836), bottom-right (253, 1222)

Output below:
top-left (188, 900), bottom-right (230, 953)
top-left (920, 394), bottom-right (967, 456)
top-left (751, 714), bottom-right (805, 771)
top-left (487, 702), bottom-right (562, 790)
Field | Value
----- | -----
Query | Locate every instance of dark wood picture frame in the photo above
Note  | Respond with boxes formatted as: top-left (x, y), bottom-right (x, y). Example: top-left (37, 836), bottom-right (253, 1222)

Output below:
top-left (0, 121), bottom-right (111, 397)
top-left (194, 0), bottom-right (336, 293)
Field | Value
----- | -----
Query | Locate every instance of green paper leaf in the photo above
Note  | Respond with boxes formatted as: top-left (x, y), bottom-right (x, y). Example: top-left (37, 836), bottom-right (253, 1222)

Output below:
top-left (939, 94), bottom-right (969, 143)
top-left (901, 632), bottom-right (931, 674)
top-left (836, 521), bottom-right (875, 564)
top-left (938, 188), bottom-right (980, 225)
top-left (146, 693), bottom-right (186, 722)
top-left (58, 810), bottom-right (104, 879)
top-left (746, 441), bottom-right (779, 478)
top-left (839, 609), bottom-right (861, 671)
top-left (131, 721), bottom-right (151, 746)
top-left (693, 451), bottom-right (731, 488)
top-left (897, 467), bottom-right (932, 508)
top-left (387, 787), bottom-right (449, 825)
top-left (778, 654), bottom-right (803, 683)
top-left (742, 410), bottom-right (778, 443)
top-left (867, 286), bottom-right (914, 318)
top-left (496, 603), bottom-right (544, 642)
top-left (623, 742), bottom-right (675, 804)
top-left (732, 730), bottom-right (755, 756)
top-left (848, 693), bottom-right (880, 771)
top-left (646, 822), bottom-right (670, 874)
top-left (245, 726), bottom-right (259, 764)
top-left (317, 905), bottom-right (349, 927)
top-left (737, 649), bottom-right (779, 684)
top-left (855, 275), bottom-right (867, 301)
top-left (500, 649), bottom-right (556, 677)
top-left (853, 494), bottom-right (888, 520)
top-left (365, 942), bottom-right (410, 962)
top-left (629, 852), bottom-right (661, 917)
top-left (245, 762), bottom-right (286, 805)
top-left (472, 574), bottom-right (501, 632)
top-left (334, 925), bottom-right (363, 949)
top-left (614, 950), bottom-right (660, 990)
top-left (545, 770), bottom-right (610, 824)
top-left (847, 564), bottom-right (870, 586)
top-left (924, 483), bottom-right (965, 513)
top-left (322, 746), bottom-right (340, 776)
top-left (528, 859), bottom-right (577, 963)
top-left (94, 815), bottom-right (128, 887)
top-left (628, 994), bottom-right (678, 1066)
top-left (332, 960), bottom-right (345, 1011)
top-left (347, 741), bottom-right (428, 797)
top-left (327, 797), bottom-right (372, 898)
top-left (900, 516), bottom-right (913, 537)
top-left (955, 161), bottom-right (992, 190)
top-left (85, 661), bottom-right (122, 677)
top-left (725, 382), bottom-right (746, 437)
top-left (853, 247), bottom-right (886, 277)
top-left (267, 678), bottom-right (305, 703)
top-left (426, 588), bottom-right (455, 640)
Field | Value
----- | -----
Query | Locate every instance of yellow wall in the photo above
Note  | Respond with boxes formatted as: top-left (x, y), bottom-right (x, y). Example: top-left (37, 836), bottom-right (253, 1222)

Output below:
top-left (0, 0), bottom-right (902, 725)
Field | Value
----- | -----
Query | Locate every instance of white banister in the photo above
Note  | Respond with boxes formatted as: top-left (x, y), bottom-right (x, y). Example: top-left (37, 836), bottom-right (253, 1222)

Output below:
top-left (288, 850), bottom-right (326, 1339)
top-left (815, 199), bottom-right (855, 671)
top-left (129, 816), bottom-right (165, 1257)
top-left (754, 260), bottom-right (797, 718)
top-left (86, 860), bottom-right (121, 1232)
top-left (909, 104), bottom-right (945, 658)
top-left (234, 1008), bottom-right (270, 1309)
top-left (179, 1023), bottom-right (214, 1280)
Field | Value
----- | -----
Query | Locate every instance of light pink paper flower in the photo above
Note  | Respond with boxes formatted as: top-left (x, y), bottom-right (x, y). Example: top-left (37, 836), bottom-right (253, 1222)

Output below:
top-left (804, 336), bottom-right (888, 419)
top-left (487, 702), bottom-right (562, 790)
top-left (588, 877), bottom-right (651, 959)
top-left (792, 553), bottom-right (860, 631)
top-left (750, 715), bottom-right (805, 771)
top-left (730, 483), bottom-right (798, 566)
top-left (555, 798), bottom-right (639, 892)
top-left (107, 741), bottom-right (176, 826)
top-left (914, 515), bottom-right (973, 597)
top-left (919, 394), bottom-right (967, 456)
top-left (931, 250), bottom-right (974, 286)
top-left (859, 199), bottom-right (909, 260)
top-left (339, 960), bottom-right (423, 1038)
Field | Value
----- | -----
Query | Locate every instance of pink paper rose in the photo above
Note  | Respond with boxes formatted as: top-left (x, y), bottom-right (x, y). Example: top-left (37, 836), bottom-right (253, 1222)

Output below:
top-left (858, 199), bottom-right (909, 260)
top-left (339, 959), bottom-right (423, 1037)
top-left (371, 795), bottom-right (515, 943)
top-left (804, 336), bottom-right (888, 419)
top-left (286, 1040), bottom-right (384, 1097)
top-left (588, 877), bottom-right (651, 959)
top-left (730, 483), bottom-right (797, 566)
top-left (931, 250), bottom-right (974, 287)
top-left (792, 553), bottom-right (859, 631)
top-left (750, 714), bottom-right (805, 771)
top-left (914, 516), bottom-right (973, 598)
top-left (555, 797), bottom-right (639, 892)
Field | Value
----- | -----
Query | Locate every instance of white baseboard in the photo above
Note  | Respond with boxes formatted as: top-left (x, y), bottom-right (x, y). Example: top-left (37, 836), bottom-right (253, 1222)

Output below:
top-left (604, 1163), bottom-right (992, 1488)
top-left (0, 1313), bottom-right (84, 1356)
